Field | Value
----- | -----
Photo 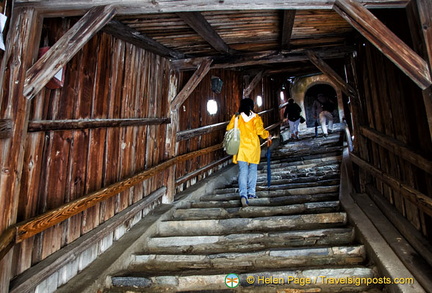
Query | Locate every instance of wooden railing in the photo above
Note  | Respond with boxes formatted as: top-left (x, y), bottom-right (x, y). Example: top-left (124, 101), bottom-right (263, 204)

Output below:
top-left (0, 143), bottom-right (223, 261)
top-left (0, 111), bottom-right (280, 262)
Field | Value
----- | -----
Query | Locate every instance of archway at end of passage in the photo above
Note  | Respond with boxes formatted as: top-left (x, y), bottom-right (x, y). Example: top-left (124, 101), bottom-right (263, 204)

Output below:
top-left (304, 84), bottom-right (339, 128)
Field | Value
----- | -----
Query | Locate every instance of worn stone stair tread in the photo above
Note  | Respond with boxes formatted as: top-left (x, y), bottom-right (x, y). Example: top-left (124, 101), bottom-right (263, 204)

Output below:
top-left (260, 152), bottom-right (342, 169)
top-left (206, 186), bottom-right (339, 200)
top-left (257, 171), bottom-right (340, 183)
top-left (130, 245), bottom-right (366, 272)
top-left (110, 267), bottom-right (378, 292)
top-left (156, 212), bottom-right (347, 236)
top-left (174, 201), bottom-right (340, 220)
top-left (252, 179), bottom-right (340, 190)
top-left (144, 227), bottom-right (355, 254)
top-left (191, 193), bottom-right (339, 208)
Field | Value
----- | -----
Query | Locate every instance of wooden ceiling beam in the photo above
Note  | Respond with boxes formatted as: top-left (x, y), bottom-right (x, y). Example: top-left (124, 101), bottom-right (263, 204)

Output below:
top-left (102, 20), bottom-right (184, 59)
top-left (14, 0), bottom-right (409, 17)
top-left (177, 12), bottom-right (235, 55)
top-left (334, 0), bottom-right (432, 90)
top-left (23, 5), bottom-right (117, 99)
top-left (171, 46), bottom-right (354, 70)
top-left (281, 10), bottom-right (296, 51)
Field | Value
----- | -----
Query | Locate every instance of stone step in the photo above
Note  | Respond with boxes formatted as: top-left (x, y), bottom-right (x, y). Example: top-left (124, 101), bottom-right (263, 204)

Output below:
top-left (144, 227), bottom-right (355, 254)
top-left (257, 168), bottom-right (340, 181)
top-left (174, 201), bottom-right (340, 220)
top-left (130, 245), bottom-right (366, 272)
top-left (210, 184), bottom-right (339, 198)
top-left (110, 267), bottom-right (379, 292)
top-left (253, 178), bottom-right (340, 190)
top-left (190, 195), bottom-right (339, 209)
top-left (156, 212), bottom-right (347, 237)
top-left (262, 155), bottom-right (342, 169)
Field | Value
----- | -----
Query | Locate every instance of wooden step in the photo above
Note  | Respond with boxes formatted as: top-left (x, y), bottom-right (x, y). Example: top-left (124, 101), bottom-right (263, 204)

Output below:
top-left (144, 227), bottom-right (355, 254)
top-left (156, 212), bottom-right (347, 237)
top-left (110, 267), bottom-right (379, 293)
top-left (130, 245), bottom-right (366, 272)
top-left (208, 185), bottom-right (339, 199)
top-left (174, 201), bottom-right (340, 220)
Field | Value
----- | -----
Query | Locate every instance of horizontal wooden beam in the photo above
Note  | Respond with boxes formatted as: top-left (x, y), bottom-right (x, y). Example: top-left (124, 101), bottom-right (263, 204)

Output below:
top-left (23, 5), bottom-right (117, 99)
top-left (350, 153), bottom-right (432, 216)
top-left (0, 119), bottom-right (12, 139)
top-left (177, 121), bottom-right (228, 142)
top-left (102, 20), bottom-right (184, 59)
top-left (28, 118), bottom-right (170, 132)
top-left (360, 126), bottom-right (432, 174)
top-left (334, 0), bottom-right (432, 90)
top-left (171, 46), bottom-right (354, 70)
top-left (14, 0), bottom-right (410, 17)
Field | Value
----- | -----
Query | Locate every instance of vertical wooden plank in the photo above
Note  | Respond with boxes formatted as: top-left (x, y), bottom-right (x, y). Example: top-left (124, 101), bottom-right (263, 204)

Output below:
top-left (98, 33), bottom-right (116, 222)
top-left (79, 36), bottom-right (100, 234)
top-left (0, 8), bottom-right (41, 292)
top-left (108, 38), bottom-right (125, 215)
top-left (165, 69), bottom-right (180, 202)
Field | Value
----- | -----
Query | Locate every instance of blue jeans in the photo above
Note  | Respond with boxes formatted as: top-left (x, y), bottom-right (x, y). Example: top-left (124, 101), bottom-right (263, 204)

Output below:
top-left (238, 161), bottom-right (258, 198)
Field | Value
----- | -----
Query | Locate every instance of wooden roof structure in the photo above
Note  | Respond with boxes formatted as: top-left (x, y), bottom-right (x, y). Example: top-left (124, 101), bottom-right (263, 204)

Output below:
top-left (9, 0), bottom-right (432, 94)
top-left (0, 0), bottom-right (432, 292)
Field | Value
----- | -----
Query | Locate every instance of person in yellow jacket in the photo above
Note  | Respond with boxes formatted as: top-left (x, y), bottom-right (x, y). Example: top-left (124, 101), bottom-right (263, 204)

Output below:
top-left (226, 98), bottom-right (272, 207)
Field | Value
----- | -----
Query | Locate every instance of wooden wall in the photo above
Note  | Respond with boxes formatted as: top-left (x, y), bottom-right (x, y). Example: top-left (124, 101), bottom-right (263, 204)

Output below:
top-left (11, 18), bottom-right (172, 276)
top-left (1, 15), bottom-right (281, 286)
top-left (351, 9), bottom-right (432, 241)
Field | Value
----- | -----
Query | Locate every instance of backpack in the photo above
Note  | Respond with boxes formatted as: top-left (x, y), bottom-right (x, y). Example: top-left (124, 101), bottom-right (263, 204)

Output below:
top-left (223, 115), bottom-right (241, 155)
top-left (319, 100), bottom-right (335, 112)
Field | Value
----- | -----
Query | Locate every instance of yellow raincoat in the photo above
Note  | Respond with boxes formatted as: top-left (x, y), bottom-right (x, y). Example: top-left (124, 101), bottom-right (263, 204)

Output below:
top-left (226, 112), bottom-right (270, 164)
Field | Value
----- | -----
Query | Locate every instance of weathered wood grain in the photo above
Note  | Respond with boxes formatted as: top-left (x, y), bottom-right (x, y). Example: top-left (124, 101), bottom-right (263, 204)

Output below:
top-left (0, 119), bottom-right (12, 139)
top-left (350, 153), bottom-right (432, 216)
top-left (13, 0), bottom-right (409, 16)
top-left (14, 143), bottom-right (222, 242)
top-left (334, 0), bottom-right (431, 89)
top-left (170, 58), bottom-right (213, 111)
top-left (23, 5), bottom-right (117, 99)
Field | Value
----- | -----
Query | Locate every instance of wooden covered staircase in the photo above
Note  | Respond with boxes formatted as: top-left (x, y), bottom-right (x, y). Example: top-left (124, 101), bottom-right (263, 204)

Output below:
top-left (102, 127), bottom-right (384, 292)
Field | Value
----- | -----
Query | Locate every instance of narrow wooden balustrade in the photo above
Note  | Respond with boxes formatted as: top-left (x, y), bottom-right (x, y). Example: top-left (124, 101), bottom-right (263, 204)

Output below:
top-left (350, 153), bottom-right (432, 216)
top-left (0, 142), bottom-right (224, 262)
top-left (28, 118), bottom-right (171, 132)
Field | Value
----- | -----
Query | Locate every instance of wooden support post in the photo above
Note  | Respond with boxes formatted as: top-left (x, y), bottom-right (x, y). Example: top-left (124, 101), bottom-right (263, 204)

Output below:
top-left (165, 71), bottom-right (180, 203)
top-left (170, 58), bottom-right (213, 111)
top-left (243, 70), bottom-right (264, 98)
top-left (0, 7), bottom-right (41, 293)
top-left (306, 50), bottom-right (355, 97)
top-left (334, 0), bottom-right (432, 90)
top-left (410, 0), bottom-right (432, 139)
top-left (23, 5), bottom-right (117, 99)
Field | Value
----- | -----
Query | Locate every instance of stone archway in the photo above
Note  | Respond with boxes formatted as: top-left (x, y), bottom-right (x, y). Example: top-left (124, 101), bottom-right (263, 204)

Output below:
top-left (304, 84), bottom-right (339, 127)
top-left (290, 74), bottom-right (342, 130)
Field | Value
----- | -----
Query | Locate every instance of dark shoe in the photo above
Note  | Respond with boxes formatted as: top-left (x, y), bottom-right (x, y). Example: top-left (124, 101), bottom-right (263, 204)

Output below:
top-left (241, 196), bottom-right (249, 207)
top-left (248, 194), bottom-right (258, 199)
top-left (323, 134), bottom-right (328, 138)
